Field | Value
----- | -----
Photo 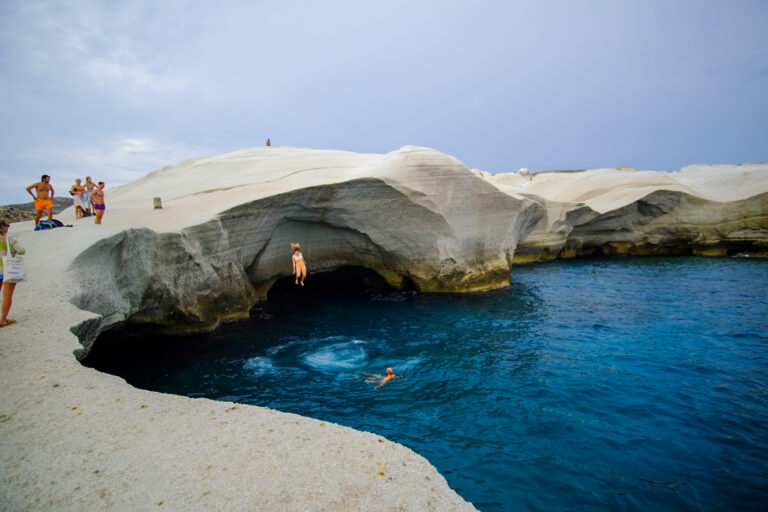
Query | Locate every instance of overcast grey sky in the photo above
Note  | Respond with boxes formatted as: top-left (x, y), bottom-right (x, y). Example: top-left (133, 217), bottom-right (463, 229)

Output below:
top-left (1, 0), bottom-right (766, 204)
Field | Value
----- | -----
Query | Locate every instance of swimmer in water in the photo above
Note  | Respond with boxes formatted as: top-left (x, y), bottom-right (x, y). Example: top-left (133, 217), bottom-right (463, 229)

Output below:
top-left (376, 368), bottom-right (398, 389)
top-left (291, 242), bottom-right (307, 286)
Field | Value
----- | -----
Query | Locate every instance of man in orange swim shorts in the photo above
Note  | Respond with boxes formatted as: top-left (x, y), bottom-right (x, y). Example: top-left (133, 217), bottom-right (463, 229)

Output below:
top-left (26, 174), bottom-right (55, 226)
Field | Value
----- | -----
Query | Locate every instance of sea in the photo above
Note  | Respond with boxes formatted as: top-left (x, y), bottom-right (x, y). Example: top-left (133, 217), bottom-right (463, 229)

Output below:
top-left (86, 257), bottom-right (768, 512)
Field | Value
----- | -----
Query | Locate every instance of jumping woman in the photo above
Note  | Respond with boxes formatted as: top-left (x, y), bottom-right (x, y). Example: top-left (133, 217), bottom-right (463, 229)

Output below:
top-left (291, 242), bottom-right (307, 286)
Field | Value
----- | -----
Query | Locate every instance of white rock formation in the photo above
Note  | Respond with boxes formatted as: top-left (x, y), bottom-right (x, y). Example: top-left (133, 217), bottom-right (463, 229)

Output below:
top-left (67, 145), bottom-right (541, 351)
top-left (485, 163), bottom-right (768, 261)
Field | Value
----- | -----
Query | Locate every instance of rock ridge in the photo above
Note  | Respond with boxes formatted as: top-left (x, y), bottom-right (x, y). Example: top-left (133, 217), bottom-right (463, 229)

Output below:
top-left (484, 163), bottom-right (768, 263)
top-left (69, 165), bottom-right (541, 353)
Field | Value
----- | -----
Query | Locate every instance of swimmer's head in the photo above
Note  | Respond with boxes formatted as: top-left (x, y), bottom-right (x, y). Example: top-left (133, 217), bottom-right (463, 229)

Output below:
top-left (386, 368), bottom-right (394, 376)
top-left (290, 242), bottom-right (301, 251)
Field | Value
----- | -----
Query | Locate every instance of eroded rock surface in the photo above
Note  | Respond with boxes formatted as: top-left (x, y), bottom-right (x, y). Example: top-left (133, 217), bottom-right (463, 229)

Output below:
top-left (485, 163), bottom-right (768, 262)
top-left (68, 146), bottom-right (542, 350)
top-left (65, 152), bottom-right (768, 349)
top-left (564, 190), bottom-right (768, 258)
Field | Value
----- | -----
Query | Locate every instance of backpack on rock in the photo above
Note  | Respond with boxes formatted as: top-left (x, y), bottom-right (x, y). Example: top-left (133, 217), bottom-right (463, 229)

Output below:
top-left (34, 219), bottom-right (64, 231)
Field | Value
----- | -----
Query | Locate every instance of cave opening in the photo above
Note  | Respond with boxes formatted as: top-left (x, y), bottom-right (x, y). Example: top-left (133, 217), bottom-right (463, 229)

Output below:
top-left (82, 266), bottom-right (417, 373)
top-left (261, 266), bottom-right (416, 314)
top-left (724, 242), bottom-right (767, 256)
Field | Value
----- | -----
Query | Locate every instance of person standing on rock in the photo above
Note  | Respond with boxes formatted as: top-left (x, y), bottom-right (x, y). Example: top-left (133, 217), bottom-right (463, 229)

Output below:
top-left (84, 176), bottom-right (96, 215)
top-left (291, 243), bottom-right (307, 286)
top-left (26, 174), bottom-right (54, 226)
top-left (91, 181), bottom-right (106, 224)
top-left (0, 220), bottom-right (25, 328)
top-left (70, 178), bottom-right (86, 219)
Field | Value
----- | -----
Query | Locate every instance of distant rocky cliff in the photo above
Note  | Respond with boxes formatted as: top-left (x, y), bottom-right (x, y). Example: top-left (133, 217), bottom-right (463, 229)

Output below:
top-left (563, 190), bottom-right (768, 258)
top-left (0, 197), bottom-right (73, 222)
top-left (487, 164), bottom-right (768, 262)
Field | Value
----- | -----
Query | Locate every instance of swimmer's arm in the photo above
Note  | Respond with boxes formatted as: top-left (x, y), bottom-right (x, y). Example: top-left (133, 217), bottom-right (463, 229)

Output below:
top-left (50, 184), bottom-right (54, 199)
top-left (376, 375), bottom-right (396, 389)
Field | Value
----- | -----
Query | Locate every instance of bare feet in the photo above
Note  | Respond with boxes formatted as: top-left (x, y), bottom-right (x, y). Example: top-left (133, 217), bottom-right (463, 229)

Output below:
top-left (0, 319), bottom-right (17, 328)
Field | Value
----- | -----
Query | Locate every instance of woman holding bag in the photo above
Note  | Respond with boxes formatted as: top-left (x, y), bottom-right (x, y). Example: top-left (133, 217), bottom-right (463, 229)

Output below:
top-left (0, 220), bottom-right (25, 328)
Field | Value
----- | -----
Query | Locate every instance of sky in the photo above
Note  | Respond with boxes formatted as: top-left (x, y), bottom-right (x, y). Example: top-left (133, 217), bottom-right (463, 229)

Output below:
top-left (1, 0), bottom-right (767, 205)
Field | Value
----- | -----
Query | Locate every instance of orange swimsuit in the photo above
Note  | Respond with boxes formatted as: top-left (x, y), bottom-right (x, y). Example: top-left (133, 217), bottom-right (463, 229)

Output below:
top-left (35, 198), bottom-right (53, 211)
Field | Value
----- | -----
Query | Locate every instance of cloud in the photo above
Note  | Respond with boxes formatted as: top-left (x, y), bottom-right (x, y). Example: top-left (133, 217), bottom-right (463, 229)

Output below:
top-left (1, 136), bottom-right (216, 204)
top-left (1, 0), bottom-right (192, 97)
top-left (82, 57), bottom-right (189, 94)
top-left (43, 137), bottom-right (216, 187)
top-left (0, 172), bottom-right (37, 203)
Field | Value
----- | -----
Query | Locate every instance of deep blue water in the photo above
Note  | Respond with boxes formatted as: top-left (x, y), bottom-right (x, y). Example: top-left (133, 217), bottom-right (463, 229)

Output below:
top-left (89, 258), bottom-right (768, 511)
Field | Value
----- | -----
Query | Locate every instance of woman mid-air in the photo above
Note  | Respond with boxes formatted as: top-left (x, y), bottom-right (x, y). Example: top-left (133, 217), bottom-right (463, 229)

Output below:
top-left (291, 243), bottom-right (307, 286)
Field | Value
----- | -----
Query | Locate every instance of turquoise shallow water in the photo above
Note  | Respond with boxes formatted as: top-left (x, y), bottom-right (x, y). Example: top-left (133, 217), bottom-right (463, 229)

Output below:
top-left (87, 258), bottom-right (768, 511)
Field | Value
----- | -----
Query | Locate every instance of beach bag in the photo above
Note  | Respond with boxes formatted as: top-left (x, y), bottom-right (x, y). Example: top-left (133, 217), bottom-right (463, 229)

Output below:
top-left (34, 219), bottom-right (64, 231)
top-left (2, 256), bottom-right (25, 283)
